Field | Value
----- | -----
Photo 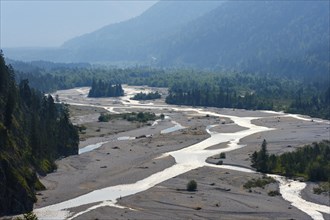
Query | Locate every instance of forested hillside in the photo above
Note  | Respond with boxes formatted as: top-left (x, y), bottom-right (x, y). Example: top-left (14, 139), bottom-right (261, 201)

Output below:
top-left (4, 1), bottom-right (328, 79)
top-left (3, 1), bottom-right (222, 63)
top-left (61, 1), bottom-right (222, 63)
top-left (158, 1), bottom-right (329, 78)
top-left (0, 52), bottom-right (79, 215)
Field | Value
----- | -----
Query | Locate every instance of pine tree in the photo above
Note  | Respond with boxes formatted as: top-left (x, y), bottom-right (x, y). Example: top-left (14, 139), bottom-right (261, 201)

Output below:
top-left (251, 139), bottom-right (269, 173)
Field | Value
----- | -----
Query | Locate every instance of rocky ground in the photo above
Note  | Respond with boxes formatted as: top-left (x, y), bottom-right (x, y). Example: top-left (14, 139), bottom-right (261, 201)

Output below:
top-left (31, 86), bottom-right (330, 220)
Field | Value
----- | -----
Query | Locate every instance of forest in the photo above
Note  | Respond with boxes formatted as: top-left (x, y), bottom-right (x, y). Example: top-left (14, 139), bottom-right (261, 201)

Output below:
top-left (88, 80), bottom-right (124, 98)
top-left (10, 61), bottom-right (330, 120)
top-left (251, 140), bottom-right (330, 181)
top-left (0, 52), bottom-right (79, 215)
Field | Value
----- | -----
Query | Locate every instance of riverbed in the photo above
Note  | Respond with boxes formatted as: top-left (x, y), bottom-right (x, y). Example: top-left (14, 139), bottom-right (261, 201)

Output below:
top-left (34, 86), bottom-right (329, 220)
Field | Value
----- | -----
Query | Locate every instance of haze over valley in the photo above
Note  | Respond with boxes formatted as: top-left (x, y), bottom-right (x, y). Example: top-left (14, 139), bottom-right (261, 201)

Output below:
top-left (0, 1), bottom-right (329, 220)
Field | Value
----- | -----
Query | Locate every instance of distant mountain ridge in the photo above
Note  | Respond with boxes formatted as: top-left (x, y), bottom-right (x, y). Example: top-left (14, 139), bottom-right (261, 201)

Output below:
top-left (3, 1), bottom-right (329, 76)
top-left (156, 0), bottom-right (329, 76)
top-left (60, 1), bottom-right (223, 62)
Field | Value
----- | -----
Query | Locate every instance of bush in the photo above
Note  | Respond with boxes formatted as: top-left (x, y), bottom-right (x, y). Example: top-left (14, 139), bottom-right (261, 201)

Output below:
top-left (34, 179), bottom-right (46, 191)
top-left (187, 180), bottom-right (197, 191)
top-left (268, 190), bottom-right (281, 196)
top-left (98, 113), bottom-right (111, 122)
top-left (313, 182), bottom-right (330, 194)
top-left (243, 176), bottom-right (276, 189)
top-left (216, 160), bottom-right (223, 165)
top-left (219, 152), bottom-right (226, 159)
top-left (77, 125), bottom-right (87, 132)
top-left (15, 212), bottom-right (38, 220)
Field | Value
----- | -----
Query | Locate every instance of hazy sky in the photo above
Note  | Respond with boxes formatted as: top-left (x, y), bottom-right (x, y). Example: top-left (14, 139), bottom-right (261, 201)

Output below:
top-left (0, 1), bottom-right (157, 48)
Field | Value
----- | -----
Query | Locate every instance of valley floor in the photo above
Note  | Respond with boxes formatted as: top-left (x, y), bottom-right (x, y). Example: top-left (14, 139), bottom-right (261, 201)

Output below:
top-left (33, 86), bottom-right (329, 220)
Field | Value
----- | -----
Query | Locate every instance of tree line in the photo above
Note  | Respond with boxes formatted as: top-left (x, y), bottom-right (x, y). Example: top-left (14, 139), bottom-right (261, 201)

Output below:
top-left (251, 140), bottom-right (330, 181)
top-left (0, 52), bottom-right (79, 215)
top-left (88, 80), bottom-right (124, 98)
top-left (9, 59), bottom-right (330, 120)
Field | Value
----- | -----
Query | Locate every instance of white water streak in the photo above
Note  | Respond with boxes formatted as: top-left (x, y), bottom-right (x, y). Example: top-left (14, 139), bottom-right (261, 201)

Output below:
top-left (40, 87), bottom-right (329, 220)
top-left (79, 141), bottom-right (108, 154)
top-left (269, 175), bottom-right (329, 220)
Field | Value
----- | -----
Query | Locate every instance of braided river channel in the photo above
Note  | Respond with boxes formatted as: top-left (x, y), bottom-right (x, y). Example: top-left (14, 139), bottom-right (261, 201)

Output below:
top-left (34, 86), bottom-right (329, 220)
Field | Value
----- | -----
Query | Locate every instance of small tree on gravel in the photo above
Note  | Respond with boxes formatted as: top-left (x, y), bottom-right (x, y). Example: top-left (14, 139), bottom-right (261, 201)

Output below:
top-left (187, 180), bottom-right (197, 191)
top-left (219, 152), bottom-right (226, 159)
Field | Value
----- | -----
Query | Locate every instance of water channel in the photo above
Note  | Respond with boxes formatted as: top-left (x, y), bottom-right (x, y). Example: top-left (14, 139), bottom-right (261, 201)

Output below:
top-left (36, 87), bottom-right (330, 220)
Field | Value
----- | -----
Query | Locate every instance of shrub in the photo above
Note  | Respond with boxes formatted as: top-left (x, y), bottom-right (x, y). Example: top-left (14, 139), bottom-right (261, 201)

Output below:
top-left (243, 176), bottom-right (276, 189)
top-left (15, 212), bottom-right (38, 220)
top-left (77, 125), bottom-right (87, 132)
top-left (34, 179), bottom-right (46, 191)
top-left (268, 190), bottom-right (281, 196)
top-left (313, 182), bottom-right (330, 194)
top-left (219, 152), bottom-right (226, 159)
top-left (98, 113), bottom-right (111, 122)
top-left (216, 160), bottom-right (223, 165)
top-left (187, 180), bottom-right (197, 191)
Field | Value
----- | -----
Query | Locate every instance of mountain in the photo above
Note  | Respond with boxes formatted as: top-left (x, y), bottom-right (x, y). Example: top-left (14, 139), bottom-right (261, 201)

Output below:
top-left (156, 0), bottom-right (330, 76)
top-left (3, 1), bottom-right (222, 63)
top-left (61, 1), bottom-right (223, 62)
top-left (3, 1), bottom-right (329, 77)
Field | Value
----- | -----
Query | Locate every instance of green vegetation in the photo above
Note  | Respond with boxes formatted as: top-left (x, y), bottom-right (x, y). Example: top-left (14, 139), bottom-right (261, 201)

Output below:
top-left (313, 182), bottom-right (330, 195)
top-left (268, 190), bottom-right (281, 197)
top-left (187, 180), bottom-right (197, 191)
top-left (15, 212), bottom-right (38, 220)
top-left (251, 139), bottom-right (269, 173)
top-left (11, 60), bottom-right (330, 120)
top-left (9, 1), bottom-right (328, 79)
top-left (219, 152), bottom-right (226, 159)
top-left (251, 140), bottom-right (330, 181)
top-left (289, 87), bottom-right (330, 120)
top-left (243, 176), bottom-right (276, 189)
top-left (99, 112), bottom-right (158, 123)
top-left (88, 80), bottom-right (124, 98)
top-left (165, 73), bottom-right (330, 119)
top-left (131, 91), bottom-right (161, 100)
top-left (0, 52), bottom-right (79, 215)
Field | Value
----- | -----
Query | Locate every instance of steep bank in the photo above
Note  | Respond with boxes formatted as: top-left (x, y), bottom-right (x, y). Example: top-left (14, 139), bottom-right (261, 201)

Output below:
top-left (0, 53), bottom-right (79, 216)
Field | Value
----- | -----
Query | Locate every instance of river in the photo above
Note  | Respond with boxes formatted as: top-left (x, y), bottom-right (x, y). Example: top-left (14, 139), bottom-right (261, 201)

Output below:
top-left (36, 86), bottom-right (329, 220)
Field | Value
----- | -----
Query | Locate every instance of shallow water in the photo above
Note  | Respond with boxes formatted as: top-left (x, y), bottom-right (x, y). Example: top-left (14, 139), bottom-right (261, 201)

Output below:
top-left (269, 174), bottom-right (329, 220)
top-left (160, 120), bottom-right (185, 134)
top-left (117, 136), bottom-right (136, 141)
top-left (35, 110), bottom-right (273, 219)
top-left (79, 141), bottom-right (108, 154)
